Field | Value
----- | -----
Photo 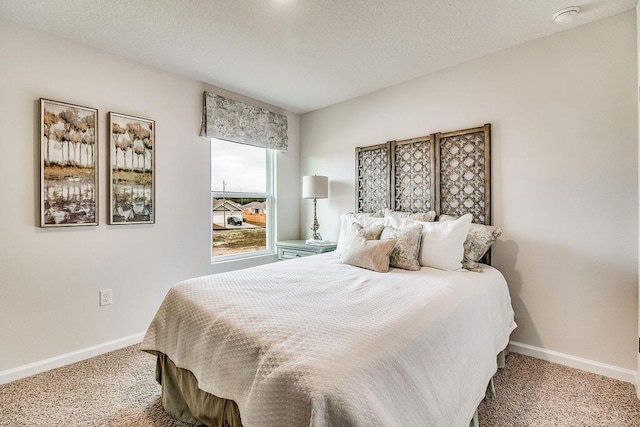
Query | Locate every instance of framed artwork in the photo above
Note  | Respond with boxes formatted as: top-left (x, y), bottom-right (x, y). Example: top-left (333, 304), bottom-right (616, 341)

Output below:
top-left (109, 112), bottom-right (155, 224)
top-left (40, 98), bottom-right (98, 227)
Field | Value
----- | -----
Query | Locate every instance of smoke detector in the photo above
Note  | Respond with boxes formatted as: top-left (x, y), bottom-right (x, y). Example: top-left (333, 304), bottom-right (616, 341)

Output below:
top-left (553, 7), bottom-right (580, 24)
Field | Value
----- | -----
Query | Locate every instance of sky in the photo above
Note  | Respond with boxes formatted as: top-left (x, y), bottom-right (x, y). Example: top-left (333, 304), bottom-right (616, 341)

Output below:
top-left (211, 139), bottom-right (266, 193)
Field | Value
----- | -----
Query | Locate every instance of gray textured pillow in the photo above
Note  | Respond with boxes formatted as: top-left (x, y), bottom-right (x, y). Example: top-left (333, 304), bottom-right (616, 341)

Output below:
top-left (439, 214), bottom-right (503, 272)
top-left (381, 224), bottom-right (423, 271)
top-left (342, 236), bottom-right (397, 273)
top-left (384, 208), bottom-right (436, 222)
top-left (339, 222), bottom-right (384, 259)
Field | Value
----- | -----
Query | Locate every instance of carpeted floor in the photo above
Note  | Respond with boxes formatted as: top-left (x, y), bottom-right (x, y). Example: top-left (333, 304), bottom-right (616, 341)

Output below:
top-left (1, 345), bottom-right (639, 426)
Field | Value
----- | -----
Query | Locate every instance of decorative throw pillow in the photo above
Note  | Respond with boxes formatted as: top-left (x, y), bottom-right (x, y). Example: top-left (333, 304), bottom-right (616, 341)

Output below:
top-left (350, 222), bottom-right (384, 240)
top-left (383, 208), bottom-right (436, 222)
top-left (380, 224), bottom-right (423, 271)
top-left (439, 214), bottom-right (503, 272)
top-left (341, 236), bottom-right (397, 273)
top-left (370, 209), bottom-right (384, 218)
top-left (336, 213), bottom-right (386, 257)
top-left (339, 222), bottom-right (384, 259)
top-left (416, 214), bottom-right (472, 271)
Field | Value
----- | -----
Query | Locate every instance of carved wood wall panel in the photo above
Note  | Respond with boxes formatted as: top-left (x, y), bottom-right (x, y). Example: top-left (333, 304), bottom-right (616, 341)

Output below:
top-left (390, 135), bottom-right (435, 213)
top-left (435, 124), bottom-right (491, 225)
top-left (355, 143), bottom-right (390, 213)
top-left (355, 124), bottom-right (491, 226)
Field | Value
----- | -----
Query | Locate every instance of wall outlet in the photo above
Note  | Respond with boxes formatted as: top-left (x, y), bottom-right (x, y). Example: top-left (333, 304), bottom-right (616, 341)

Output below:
top-left (99, 289), bottom-right (113, 306)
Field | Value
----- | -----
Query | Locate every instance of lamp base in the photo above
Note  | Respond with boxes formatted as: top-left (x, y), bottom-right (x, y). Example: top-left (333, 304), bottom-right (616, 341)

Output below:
top-left (309, 198), bottom-right (323, 243)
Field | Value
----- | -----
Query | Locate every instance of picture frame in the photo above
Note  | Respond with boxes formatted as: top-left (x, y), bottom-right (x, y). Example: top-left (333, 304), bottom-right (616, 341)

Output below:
top-left (40, 98), bottom-right (98, 227)
top-left (108, 112), bottom-right (155, 224)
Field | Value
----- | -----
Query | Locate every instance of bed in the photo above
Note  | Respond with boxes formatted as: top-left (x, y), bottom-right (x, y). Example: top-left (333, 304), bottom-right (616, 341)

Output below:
top-left (141, 124), bottom-right (517, 426)
top-left (141, 252), bottom-right (515, 426)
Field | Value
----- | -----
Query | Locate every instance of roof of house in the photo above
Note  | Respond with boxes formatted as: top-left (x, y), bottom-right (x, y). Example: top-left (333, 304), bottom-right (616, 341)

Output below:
top-left (242, 201), bottom-right (266, 210)
top-left (212, 199), bottom-right (243, 212)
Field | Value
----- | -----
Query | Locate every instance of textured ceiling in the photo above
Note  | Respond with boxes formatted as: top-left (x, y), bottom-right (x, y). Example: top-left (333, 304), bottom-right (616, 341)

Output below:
top-left (0, 0), bottom-right (635, 113)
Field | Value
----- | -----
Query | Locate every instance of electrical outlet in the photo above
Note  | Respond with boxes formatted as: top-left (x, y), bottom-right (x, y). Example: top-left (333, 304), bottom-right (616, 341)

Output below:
top-left (100, 289), bottom-right (113, 306)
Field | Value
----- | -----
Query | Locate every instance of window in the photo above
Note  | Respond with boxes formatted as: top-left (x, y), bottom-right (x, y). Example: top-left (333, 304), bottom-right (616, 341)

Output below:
top-left (211, 139), bottom-right (274, 260)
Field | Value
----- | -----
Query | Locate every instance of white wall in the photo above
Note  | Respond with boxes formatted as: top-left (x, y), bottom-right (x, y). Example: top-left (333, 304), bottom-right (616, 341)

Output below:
top-left (301, 12), bottom-right (638, 370)
top-left (0, 19), bottom-right (300, 374)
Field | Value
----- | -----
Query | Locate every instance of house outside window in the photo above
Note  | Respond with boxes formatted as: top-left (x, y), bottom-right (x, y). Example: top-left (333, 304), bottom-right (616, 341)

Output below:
top-left (211, 138), bottom-right (274, 260)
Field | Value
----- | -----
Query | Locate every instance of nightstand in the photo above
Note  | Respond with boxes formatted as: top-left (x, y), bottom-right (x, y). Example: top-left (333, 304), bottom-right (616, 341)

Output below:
top-left (276, 240), bottom-right (337, 260)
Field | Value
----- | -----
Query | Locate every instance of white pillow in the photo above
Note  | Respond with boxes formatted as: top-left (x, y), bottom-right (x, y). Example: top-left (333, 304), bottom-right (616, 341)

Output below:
top-left (384, 216), bottom-right (419, 230)
top-left (335, 213), bottom-right (387, 257)
top-left (417, 214), bottom-right (472, 271)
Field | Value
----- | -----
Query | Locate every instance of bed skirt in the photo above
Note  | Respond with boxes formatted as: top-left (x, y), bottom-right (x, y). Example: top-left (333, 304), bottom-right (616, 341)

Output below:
top-left (151, 349), bottom-right (508, 427)
top-left (153, 352), bottom-right (241, 427)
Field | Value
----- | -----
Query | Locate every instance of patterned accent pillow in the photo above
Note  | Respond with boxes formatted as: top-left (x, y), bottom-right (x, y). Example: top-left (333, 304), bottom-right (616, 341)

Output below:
top-left (338, 222), bottom-right (384, 260)
top-left (384, 208), bottom-right (436, 222)
top-left (439, 214), bottom-right (503, 272)
top-left (341, 236), bottom-right (397, 273)
top-left (381, 224), bottom-right (423, 271)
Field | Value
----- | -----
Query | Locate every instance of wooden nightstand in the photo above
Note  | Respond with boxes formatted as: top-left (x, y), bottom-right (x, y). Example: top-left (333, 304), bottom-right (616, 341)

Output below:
top-left (276, 240), bottom-right (337, 260)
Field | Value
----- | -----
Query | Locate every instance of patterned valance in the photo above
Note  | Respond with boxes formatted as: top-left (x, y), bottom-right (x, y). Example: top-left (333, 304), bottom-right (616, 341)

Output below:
top-left (200, 92), bottom-right (288, 151)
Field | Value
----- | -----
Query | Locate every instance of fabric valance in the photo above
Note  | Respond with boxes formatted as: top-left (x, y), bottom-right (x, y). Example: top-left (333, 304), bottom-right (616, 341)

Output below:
top-left (200, 91), bottom-right (288, 151)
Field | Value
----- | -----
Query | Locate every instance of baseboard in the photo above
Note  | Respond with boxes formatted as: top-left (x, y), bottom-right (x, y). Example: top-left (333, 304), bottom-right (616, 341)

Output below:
top-left (509, 340), bottom-right (636, 384)
top-left (1, 336), bottom-right (635, 388)
top-left (0, 332), bottom-right (145, 385)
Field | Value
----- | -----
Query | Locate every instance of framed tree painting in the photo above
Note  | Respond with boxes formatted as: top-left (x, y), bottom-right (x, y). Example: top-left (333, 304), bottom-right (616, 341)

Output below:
top-left (109, 112), bottom-right (155, 224)
top-left (40, 98), bottom-right (98, 227)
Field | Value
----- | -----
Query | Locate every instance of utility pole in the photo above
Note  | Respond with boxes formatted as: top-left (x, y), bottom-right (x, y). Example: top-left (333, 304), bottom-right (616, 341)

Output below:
top-left (222, 180), bottom-right (227, 227)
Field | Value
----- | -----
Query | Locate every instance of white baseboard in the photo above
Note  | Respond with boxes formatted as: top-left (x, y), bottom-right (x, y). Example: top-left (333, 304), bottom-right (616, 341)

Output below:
top-left (509, 340), bottom-right (637, 385)
top-left (1, 336), bottom-right (635, 390)
top-left (0, 332), bottom-right (145, 385)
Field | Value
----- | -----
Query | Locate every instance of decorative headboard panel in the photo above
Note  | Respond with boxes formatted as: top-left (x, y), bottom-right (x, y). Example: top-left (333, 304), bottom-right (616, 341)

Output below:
top-left (356, 124), bottom-right (491, 226)
top-left (390, 134), bottom-right (436, 213)
top-left (435, 125), bottom-right (491, 224)
top-left (355, 143), bottom-right (391, 214)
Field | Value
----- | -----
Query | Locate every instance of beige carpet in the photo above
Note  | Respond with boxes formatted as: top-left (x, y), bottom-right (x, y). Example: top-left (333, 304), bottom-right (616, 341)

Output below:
top-left (479, 353), bottom-right (640, 427)
top-left (1, 345), bottom-right (639, 426)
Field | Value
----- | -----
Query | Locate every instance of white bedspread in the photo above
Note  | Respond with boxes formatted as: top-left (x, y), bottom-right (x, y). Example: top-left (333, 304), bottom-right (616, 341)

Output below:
top-left (141, 253), bottom-right (516, 427)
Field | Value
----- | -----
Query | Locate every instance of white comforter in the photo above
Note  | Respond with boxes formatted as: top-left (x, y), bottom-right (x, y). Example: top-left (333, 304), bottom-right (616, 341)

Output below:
top-left (141, 253), bottom-right (516, 427)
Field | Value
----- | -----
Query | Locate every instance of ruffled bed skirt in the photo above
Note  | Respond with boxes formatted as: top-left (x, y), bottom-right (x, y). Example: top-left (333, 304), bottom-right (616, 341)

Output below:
top-left (151, 349), bottom-right (509, 427)
top-left (469, 349), bottom-right (507, 427)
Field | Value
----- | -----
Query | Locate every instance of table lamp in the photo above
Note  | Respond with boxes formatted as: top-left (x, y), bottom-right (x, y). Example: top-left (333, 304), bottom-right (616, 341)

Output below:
top-left (302, 175), bottom-right (328, 243)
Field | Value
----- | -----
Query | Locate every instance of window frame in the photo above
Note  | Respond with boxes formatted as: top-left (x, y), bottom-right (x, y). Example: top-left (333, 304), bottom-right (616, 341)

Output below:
top-left (210, 145), bottom-right (275, 262)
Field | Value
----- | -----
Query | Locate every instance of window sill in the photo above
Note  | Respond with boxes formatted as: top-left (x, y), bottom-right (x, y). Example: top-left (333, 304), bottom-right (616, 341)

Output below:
top-left (210, 250), bottom-right (277, 266)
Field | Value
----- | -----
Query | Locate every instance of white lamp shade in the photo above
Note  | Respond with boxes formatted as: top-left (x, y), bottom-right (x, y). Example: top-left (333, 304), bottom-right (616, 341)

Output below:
top-left (302, 175), bottom-right (328, 199)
